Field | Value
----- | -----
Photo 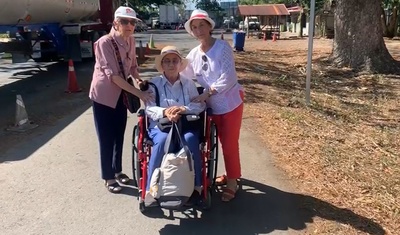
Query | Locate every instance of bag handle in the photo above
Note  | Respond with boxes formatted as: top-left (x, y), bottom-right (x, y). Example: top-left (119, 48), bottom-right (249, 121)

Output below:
top-left (163, 122), bottom-right (193, 171)
top-left (109, 37), bottom-right (128, 81)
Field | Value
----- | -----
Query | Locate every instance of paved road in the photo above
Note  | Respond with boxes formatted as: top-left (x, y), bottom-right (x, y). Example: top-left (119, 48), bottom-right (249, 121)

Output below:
top-left (0, 30), bottom-right (308, 235)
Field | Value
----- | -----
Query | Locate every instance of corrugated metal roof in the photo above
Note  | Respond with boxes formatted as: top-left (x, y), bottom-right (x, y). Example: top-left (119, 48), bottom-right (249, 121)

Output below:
top-left (238, 4), bottom-right (290, 16)
top-left (287, 6), bottom-right (303, 13)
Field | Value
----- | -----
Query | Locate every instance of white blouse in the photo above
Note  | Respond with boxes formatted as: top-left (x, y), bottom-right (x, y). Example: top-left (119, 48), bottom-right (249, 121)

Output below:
top-left (145, 74), bottom-right (206, 129)
top-left (181, 39), bottom-right (243, 115)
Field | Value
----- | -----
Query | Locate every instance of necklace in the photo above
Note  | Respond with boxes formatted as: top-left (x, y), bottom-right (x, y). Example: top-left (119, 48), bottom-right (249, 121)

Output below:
top-left (163, 81), bottom-right (185, 105)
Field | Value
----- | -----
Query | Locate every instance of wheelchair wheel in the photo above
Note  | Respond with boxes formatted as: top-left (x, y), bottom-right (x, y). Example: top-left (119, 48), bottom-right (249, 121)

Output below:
top-left (201, 187), bottom-right (212, 210)
top-left (139, 198), bottom-right (146, 213)
top-left (131, 125), bottom-right (141, 188)
top-left (207, 121), bottom-right (219, 186)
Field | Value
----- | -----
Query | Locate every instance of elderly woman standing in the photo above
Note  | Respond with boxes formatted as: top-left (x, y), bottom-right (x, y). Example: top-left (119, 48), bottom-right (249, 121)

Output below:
top-left (181, 9), bottom-right (244, 202)
top-left (89, 6), bottom-right (152, 193)
top-left (144, 46), bottom-right (205, 205)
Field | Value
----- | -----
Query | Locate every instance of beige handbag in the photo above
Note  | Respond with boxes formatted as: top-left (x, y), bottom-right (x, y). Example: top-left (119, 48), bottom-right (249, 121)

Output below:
top-left (149, 122), bottom-right (195, 209)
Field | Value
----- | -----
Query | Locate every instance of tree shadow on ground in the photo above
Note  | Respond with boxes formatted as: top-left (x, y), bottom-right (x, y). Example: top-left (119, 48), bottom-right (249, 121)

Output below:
top-left (237, 53), bottom-right (400, 123)
top-left (152, 178), bottom-right (384, 235)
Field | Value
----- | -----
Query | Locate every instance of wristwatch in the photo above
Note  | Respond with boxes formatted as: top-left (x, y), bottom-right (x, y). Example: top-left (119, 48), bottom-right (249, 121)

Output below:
top-left (205, 88), bottom-right (213, 97)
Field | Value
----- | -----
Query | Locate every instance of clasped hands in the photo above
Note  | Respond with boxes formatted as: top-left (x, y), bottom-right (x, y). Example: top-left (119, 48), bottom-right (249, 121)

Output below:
top-left (163, 106), bottom-right (186, 122)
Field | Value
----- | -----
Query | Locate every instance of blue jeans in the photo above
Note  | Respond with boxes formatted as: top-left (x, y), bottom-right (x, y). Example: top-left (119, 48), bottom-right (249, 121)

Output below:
top-left (146, 127), bottom-right (202, 191)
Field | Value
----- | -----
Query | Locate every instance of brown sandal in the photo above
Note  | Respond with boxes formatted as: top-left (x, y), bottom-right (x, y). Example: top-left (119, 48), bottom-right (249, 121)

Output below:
top-left (215, 175), bottom-right (227, 186)
top-left (221, 187), bottom-right (238, 202)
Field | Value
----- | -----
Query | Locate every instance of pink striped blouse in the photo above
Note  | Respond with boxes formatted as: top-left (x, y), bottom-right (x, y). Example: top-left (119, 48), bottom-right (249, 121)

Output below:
top-left (89, 28), bottom-right (139, 108)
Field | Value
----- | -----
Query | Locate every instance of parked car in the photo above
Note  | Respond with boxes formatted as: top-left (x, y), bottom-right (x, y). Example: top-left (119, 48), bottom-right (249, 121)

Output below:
top-left (135, 21), bottom-right (148, 32)
top-left (239, 17), bottom-right (261, 31)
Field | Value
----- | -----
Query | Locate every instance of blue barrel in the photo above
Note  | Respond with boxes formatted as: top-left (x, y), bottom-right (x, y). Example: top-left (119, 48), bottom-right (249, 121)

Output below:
top-left (232, 31), bottom-right (246, 51)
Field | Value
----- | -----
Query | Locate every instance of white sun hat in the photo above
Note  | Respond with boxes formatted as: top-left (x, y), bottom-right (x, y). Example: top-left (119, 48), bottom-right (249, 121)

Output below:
top-left (154, 46), bottom-right (189, 73)
top-left (184, 9), bottom-right (215, 36)
top-left (114, 6), bottom-right (141, 21)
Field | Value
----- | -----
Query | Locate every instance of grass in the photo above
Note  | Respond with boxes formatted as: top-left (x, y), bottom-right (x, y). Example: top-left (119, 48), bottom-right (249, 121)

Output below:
top-left (236, 38), bottom-right (400, 234)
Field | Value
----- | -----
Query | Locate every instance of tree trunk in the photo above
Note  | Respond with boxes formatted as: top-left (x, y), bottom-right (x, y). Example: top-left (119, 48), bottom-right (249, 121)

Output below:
top-left (387, 6), bottom-right (399, 38)
top-left (381, 6), bottom-right (388, 37)
top-left (331, 0), bottom-right (400, 73)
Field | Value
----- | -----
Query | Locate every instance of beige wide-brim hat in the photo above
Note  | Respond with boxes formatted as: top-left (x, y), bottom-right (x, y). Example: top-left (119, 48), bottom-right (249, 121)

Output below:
top-left (184, 9), bottom-right (215, 36)
top-left (154, 46), bottom-right (188, 73)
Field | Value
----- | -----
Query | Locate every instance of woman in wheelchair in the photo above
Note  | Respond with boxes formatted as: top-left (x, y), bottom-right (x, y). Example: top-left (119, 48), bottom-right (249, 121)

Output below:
top-left (144, 46), bottom-right (206, 205)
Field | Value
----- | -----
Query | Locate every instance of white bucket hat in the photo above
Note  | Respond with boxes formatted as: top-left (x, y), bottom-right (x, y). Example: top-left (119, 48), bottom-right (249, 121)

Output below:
top-left (184, 9), bottom-right (215, 36)
top-left (114, 6), bottom-right (141, 21)
top-left (154, 46), bottom-right (188, 73)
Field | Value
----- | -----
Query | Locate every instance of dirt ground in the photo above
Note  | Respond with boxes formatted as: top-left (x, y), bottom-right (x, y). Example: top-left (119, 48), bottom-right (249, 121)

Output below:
top-left (234, 36), bottom-right (400, 234)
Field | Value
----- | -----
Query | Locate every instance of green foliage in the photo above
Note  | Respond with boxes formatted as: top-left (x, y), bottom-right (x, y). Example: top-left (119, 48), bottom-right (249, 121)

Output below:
top-left (126, 0), bottom-right (184, 20)
top-left (382, 0), bottom-right (400, 8)
top-left (127, 0), bottom-right (183, 8)
top-left (195, 0), bottom-right (223, 12)
top-left (238, 0), bottom-right (327, 12)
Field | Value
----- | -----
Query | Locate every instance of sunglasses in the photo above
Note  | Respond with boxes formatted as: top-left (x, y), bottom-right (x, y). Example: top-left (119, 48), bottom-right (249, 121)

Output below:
top-left (162, 59), bottom-right (181, 65)
top-left (202, 55), bottom-right (208, 71)
top-left (119, 18), bottom-right (137, 26)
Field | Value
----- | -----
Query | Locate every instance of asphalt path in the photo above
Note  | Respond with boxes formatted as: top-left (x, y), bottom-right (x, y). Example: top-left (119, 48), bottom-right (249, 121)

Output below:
top-left (0, 30), bottom-right (309, 235)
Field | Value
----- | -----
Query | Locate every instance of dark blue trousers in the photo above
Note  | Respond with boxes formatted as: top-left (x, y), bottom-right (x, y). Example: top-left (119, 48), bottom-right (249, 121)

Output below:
top-left (93, 95), bottom-right (127, 180)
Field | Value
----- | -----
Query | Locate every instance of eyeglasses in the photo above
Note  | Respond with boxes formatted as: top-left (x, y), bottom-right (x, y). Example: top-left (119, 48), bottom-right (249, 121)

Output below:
top-left (162, 59), bottom-right (181, 65)
top-left (202, 55), bottom-right (208, 71)
top-left (119, 18), bottom-right (136, 26)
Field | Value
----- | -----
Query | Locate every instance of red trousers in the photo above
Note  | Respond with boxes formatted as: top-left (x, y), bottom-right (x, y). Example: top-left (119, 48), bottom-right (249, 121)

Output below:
top-left (212, 91), bottom-right (244, 179)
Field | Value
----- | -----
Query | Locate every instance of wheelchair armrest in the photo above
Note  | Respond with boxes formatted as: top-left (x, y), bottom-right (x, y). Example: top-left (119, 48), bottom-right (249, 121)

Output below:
top-left (159, 114), bottom-right (200, 125)
top-left (159, 117), bottom-right (170, 124)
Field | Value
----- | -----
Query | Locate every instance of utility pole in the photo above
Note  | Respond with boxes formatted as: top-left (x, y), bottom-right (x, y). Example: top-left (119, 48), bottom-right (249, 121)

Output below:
top-left (305, 0), bottom-right (316, 105)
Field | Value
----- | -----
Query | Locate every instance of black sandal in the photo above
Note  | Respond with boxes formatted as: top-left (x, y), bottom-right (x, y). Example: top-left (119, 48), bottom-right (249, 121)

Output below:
top-left (105, 181), bottom-right (122, 193)
top-left (115, 173), bottom-right (130, 184)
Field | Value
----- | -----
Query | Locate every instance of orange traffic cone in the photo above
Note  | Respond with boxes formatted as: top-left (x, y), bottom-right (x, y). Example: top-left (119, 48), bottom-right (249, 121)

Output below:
top-left (272, 33), bottom-right (277, 42)
top-left (221, 32), bottom-right (224, 40)
top-left (145, 43), bottom-right (150, 55)
top-left (65, 59), bottom-right (82, 93)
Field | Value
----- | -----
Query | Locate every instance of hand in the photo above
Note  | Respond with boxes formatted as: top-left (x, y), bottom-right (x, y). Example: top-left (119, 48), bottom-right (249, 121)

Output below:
top-left (191, 92), bottom-right (209, 103)
top-left (134, 77), bottom-right (149, 91)
top-left (164, 106), bottom-right (185, 122)
top-left (134, 77), bottom-right (143, 84)
top-left (169, 113), bottom-right (181, 122)
top-left (138, 90), bottom-right (154, 103)
top-left (166, 110), bottom-right (181, 122)
top-left (165, 106), bottom-right (178, 116)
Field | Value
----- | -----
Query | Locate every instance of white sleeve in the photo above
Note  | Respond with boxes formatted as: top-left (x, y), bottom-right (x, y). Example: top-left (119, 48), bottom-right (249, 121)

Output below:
top-left (145, 81), bottom-right (166, 121)
top-left (183, 79), bottom-right (206, 115)
top-left (211, 42), bottom-right (238, 93)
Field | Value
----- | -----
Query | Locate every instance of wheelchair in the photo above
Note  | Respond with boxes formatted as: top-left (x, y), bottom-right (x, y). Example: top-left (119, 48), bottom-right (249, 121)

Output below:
top-left (131, 87), bottom-right (219, 213)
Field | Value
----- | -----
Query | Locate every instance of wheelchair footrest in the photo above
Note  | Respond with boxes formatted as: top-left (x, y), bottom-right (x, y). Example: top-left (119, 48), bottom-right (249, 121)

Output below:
top-left (144, 138), bottom-right (154, 146)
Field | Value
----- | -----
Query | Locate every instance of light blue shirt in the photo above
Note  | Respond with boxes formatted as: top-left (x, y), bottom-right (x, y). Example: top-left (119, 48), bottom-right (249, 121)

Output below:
top-left (145, 74), bottom-right (206, 129)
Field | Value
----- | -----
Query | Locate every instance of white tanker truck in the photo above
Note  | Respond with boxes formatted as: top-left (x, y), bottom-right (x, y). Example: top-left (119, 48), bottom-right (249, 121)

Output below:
top-left (0, 0), bottom-right (122, 62)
